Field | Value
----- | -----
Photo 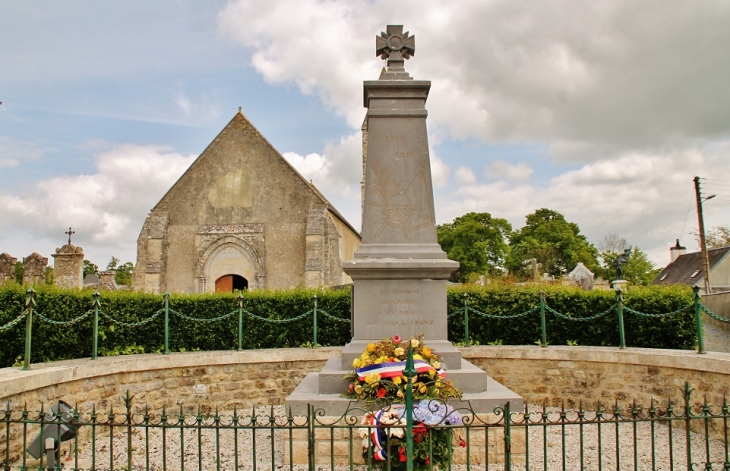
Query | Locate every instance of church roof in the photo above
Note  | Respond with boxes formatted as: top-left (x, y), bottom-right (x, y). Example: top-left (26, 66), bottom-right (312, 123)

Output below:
top-left (652, 246), bottom-right (730, 286)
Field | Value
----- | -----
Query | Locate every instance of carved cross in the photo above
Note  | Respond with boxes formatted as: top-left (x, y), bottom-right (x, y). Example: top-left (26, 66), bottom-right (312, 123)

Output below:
top-left (65, 227), bottom-right (75, 245)
top-left (376, 25), bottom-right (415, 64)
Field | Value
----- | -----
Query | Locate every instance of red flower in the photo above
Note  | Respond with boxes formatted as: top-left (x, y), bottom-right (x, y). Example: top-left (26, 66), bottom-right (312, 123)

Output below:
top-left (424, 457), bottom-right (430, 465)
top-left (377, 388), bottom-right (387, 398)
top-left (399, 446), bottom-right (407, 462)
top-left (459, 436), bottom-right (467, 448)
top-left (393, 335), bottom-right (402, 344)
top-left (348, 384), bottom-right (354, 393)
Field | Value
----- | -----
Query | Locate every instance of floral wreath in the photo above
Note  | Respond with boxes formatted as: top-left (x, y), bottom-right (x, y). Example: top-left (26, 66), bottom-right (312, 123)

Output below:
top-left (343, 335), bottom-right (465, 470)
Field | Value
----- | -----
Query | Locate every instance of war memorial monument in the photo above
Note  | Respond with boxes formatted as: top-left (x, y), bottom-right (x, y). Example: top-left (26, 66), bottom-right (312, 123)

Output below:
top-left (286, 25), bottom-right (522, 415)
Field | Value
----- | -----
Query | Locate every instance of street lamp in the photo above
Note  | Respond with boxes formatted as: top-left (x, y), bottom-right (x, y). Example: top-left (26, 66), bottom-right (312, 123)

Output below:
top-left (694, 176), bottom-right (715, 294)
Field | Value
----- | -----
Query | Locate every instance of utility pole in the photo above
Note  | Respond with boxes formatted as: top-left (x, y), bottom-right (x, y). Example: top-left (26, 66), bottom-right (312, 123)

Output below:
top-left (694, 176), bottom-right (713, 294)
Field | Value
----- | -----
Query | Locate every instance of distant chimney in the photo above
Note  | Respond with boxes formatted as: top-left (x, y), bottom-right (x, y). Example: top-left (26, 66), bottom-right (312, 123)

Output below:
top-left (670, 239), bottom-right (686, 263)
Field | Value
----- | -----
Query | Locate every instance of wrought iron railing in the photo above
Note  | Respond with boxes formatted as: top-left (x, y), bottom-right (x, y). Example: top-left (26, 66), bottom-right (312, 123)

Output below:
top-left (2, 381), bottom-right (728, 471)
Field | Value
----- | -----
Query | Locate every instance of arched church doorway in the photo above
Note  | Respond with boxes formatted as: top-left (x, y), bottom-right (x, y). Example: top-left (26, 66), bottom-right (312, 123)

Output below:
top-left (215, 274), bottom-right (248, 292)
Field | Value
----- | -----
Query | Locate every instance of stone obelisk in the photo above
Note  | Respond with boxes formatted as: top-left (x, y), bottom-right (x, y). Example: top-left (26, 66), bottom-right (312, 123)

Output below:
top-left (285, 26), bottom-right (522, 416)
top-left (343, 25), bottom-right (459, 348)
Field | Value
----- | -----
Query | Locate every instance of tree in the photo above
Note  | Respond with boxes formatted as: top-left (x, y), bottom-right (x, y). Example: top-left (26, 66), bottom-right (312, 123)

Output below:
top-left (107, 256), bottom-right (134, 285)
top-left (506, 208), bottom-right (599, 278)
top-left (599, 245), bottom-right (659, 285)
top-left (437, 212), bottom-right (512, 282)
top-left (83, 260), bottom-right (98, 278)
top-left (697, 226), bottom-right (730, 249)
top-left (14, 261), bottom-right (23, 284)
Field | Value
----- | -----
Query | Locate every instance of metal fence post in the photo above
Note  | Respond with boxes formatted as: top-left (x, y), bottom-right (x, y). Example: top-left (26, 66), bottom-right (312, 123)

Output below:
top-left (237, 294), bottom-right (244, 351)
top-left (616, 288), bottom-right (626, 349)
top-left (92, 291), bottom-right (100, 360)
top-left (693, 286), bottom-right (706, 354)
top-left (462, 293), bottom-right (469, 345)
top-left (539, 291), bottom-right (547, 347)
top-left (163, 293), bottom-right (170, 355)
top-left (404, 342), bottom-right (416, 471)
top-left (312, 295), bottom-right (318, 349)
top-left (504, 401), bottom-right (512, 470)
top-left (23, 288), bottom-right (35, 371)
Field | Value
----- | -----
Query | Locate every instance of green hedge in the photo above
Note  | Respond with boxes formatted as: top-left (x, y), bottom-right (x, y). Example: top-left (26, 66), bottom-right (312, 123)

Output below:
top-left (445, 284), bottom-right (696, 349)
top-left (0, 283), bottom-right (696, 368)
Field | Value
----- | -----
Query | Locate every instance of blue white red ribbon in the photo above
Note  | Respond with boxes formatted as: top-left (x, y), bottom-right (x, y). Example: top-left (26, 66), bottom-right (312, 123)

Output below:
top-left (356, 360), bottom-right (445, 381)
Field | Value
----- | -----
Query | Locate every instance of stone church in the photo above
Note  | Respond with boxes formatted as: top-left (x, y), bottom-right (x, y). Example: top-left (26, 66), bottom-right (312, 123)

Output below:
top-left (132, 111), bottom-right (361, 293)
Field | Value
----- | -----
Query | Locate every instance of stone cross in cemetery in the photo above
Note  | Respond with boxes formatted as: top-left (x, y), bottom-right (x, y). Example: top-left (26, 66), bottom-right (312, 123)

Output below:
top-left (343, 25), bottom-right (459, 345)
top-left (65, 227), bottom-right (75, 245)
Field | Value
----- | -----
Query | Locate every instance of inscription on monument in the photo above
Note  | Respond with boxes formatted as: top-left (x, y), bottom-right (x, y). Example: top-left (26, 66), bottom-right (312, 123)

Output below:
top-left (365, 287), bottom-right (435, 328)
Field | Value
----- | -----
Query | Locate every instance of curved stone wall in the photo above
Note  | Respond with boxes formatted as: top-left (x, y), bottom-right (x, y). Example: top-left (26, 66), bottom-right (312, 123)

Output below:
top-left (1, 346), bottom-right (728, 412)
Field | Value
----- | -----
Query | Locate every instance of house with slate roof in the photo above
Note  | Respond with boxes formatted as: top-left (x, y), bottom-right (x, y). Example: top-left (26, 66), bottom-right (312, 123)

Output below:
top-left (652, 239), bottom-right (730, 293)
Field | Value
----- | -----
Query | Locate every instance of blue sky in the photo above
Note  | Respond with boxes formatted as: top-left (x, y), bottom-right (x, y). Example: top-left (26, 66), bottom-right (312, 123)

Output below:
top-left (1, 1), bottom-right (729, 271)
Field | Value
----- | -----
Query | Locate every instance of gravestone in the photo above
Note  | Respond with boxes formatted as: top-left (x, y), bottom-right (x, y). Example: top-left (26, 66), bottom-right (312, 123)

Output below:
top-left (52, 244), bottom-right (84, 289)
top-left (0, 253), bottom-right (17, 284)
top-left (22, 253), bottom-right (48, 286)
top-left (98, 270), bottom-right (119, 291)
top-left (568, 262), bottom-right (594, 291)
top-left (286, 25), bottom-right (522, 415)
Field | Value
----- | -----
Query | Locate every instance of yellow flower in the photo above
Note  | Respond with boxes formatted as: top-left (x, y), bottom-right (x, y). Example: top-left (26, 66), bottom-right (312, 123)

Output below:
top-left (360, 352), bottom-right (370, 360)
top-left (374, 356), bottom-right (389, 364)
top-left (431, 360), bottom-right (440, 369)
top-left (365, 372), bottom-right (381, 385)
top-left (413, 354), bottom-right (423, 360)
top-left (354, 385), bottom-right (363, 394)
top-left (410, 339), bottom-right (420, 348)
top-left (422, 346), bottom-right (431, 358)
top-left (352, 358), bottom-right (361, 368)
top-left (392, 376), bottom-right (402, 385)
top-left (397, 390), bottom-right (404, 398)
top-left (367, 343), bottom-right (376, 353)
top-left (419, 384), bottom-right (428, 394)
top-left (394, 347), bottom-right (405, 357)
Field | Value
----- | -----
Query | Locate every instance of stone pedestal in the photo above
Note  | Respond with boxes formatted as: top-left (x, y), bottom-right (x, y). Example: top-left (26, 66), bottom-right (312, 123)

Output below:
top-left (52, 244), bottom-right (84, 289)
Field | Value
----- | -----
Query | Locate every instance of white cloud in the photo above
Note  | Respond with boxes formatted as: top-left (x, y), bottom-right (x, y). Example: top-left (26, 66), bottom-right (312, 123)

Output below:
top-left (0, 144), bottom-right (196, 263)
top-left (454, 166), bottom-right (477, 185)
top-left (0, 137), bottom-right (46, 168)
top-left (485, 160), bottom-right (534, 183)
top-left (217, 0), bottom-right (730, 156)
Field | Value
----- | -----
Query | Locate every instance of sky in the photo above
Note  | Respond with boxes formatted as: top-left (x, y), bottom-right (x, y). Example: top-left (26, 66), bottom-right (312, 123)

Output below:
top-left (1, 0), bottom-right (729, 272)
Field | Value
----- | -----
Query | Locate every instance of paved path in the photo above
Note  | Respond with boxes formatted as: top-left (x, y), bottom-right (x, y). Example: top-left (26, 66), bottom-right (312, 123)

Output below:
top-left (704, 321), bottom-right (730, 353)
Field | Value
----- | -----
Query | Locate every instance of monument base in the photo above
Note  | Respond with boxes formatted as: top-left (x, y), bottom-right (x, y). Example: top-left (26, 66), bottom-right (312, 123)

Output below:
top-left (285, 345), bottom-right (523, 416)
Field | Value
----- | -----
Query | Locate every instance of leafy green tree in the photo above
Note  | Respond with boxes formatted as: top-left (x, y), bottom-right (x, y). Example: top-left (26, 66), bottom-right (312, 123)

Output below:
top-left (115, 262), bottom-right (134, 286)
top-left (106, 256), bottom-right (134, 285)
top-left (83, 260), bottom-right (98, 278)
top-left (506, 208), bottom-right (599, 278)
top-left (14, 261), bottom-right (23, 284)
top-left (437, 212), bottom-right (512, 282)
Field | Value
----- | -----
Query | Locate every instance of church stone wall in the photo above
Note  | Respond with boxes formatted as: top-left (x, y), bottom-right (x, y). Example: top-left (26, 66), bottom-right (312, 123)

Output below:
top-left (133, 112), bottom-right (360, 293)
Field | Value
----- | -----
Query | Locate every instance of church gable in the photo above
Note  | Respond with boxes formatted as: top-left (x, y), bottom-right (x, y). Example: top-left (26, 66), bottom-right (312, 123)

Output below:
top-left (133, 111), bottom-right (360, 294)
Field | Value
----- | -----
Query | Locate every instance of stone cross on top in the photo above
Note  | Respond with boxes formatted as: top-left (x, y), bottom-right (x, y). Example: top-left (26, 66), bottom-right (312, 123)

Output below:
top-left (65, 227), bottom-right (75, 245)
top-left (376, 25), bottom-right (415, 78)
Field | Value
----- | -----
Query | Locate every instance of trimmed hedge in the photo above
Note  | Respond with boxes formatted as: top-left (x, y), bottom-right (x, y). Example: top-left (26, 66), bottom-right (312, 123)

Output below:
top-left (445, 284), bottom-right (696, 350)
top-left (0, 283), bottom-right (695, 368)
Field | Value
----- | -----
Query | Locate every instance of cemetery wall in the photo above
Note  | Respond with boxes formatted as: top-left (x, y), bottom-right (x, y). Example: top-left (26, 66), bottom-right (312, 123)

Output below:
top-left (1, 347), bottom-right (728, 412)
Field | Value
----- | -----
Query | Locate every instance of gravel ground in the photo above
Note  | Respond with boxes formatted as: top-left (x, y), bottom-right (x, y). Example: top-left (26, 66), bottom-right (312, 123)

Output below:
top-left (64, 404), bottom-right (728, 471)
top-left (704, 322), bottom-right (730, 353)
